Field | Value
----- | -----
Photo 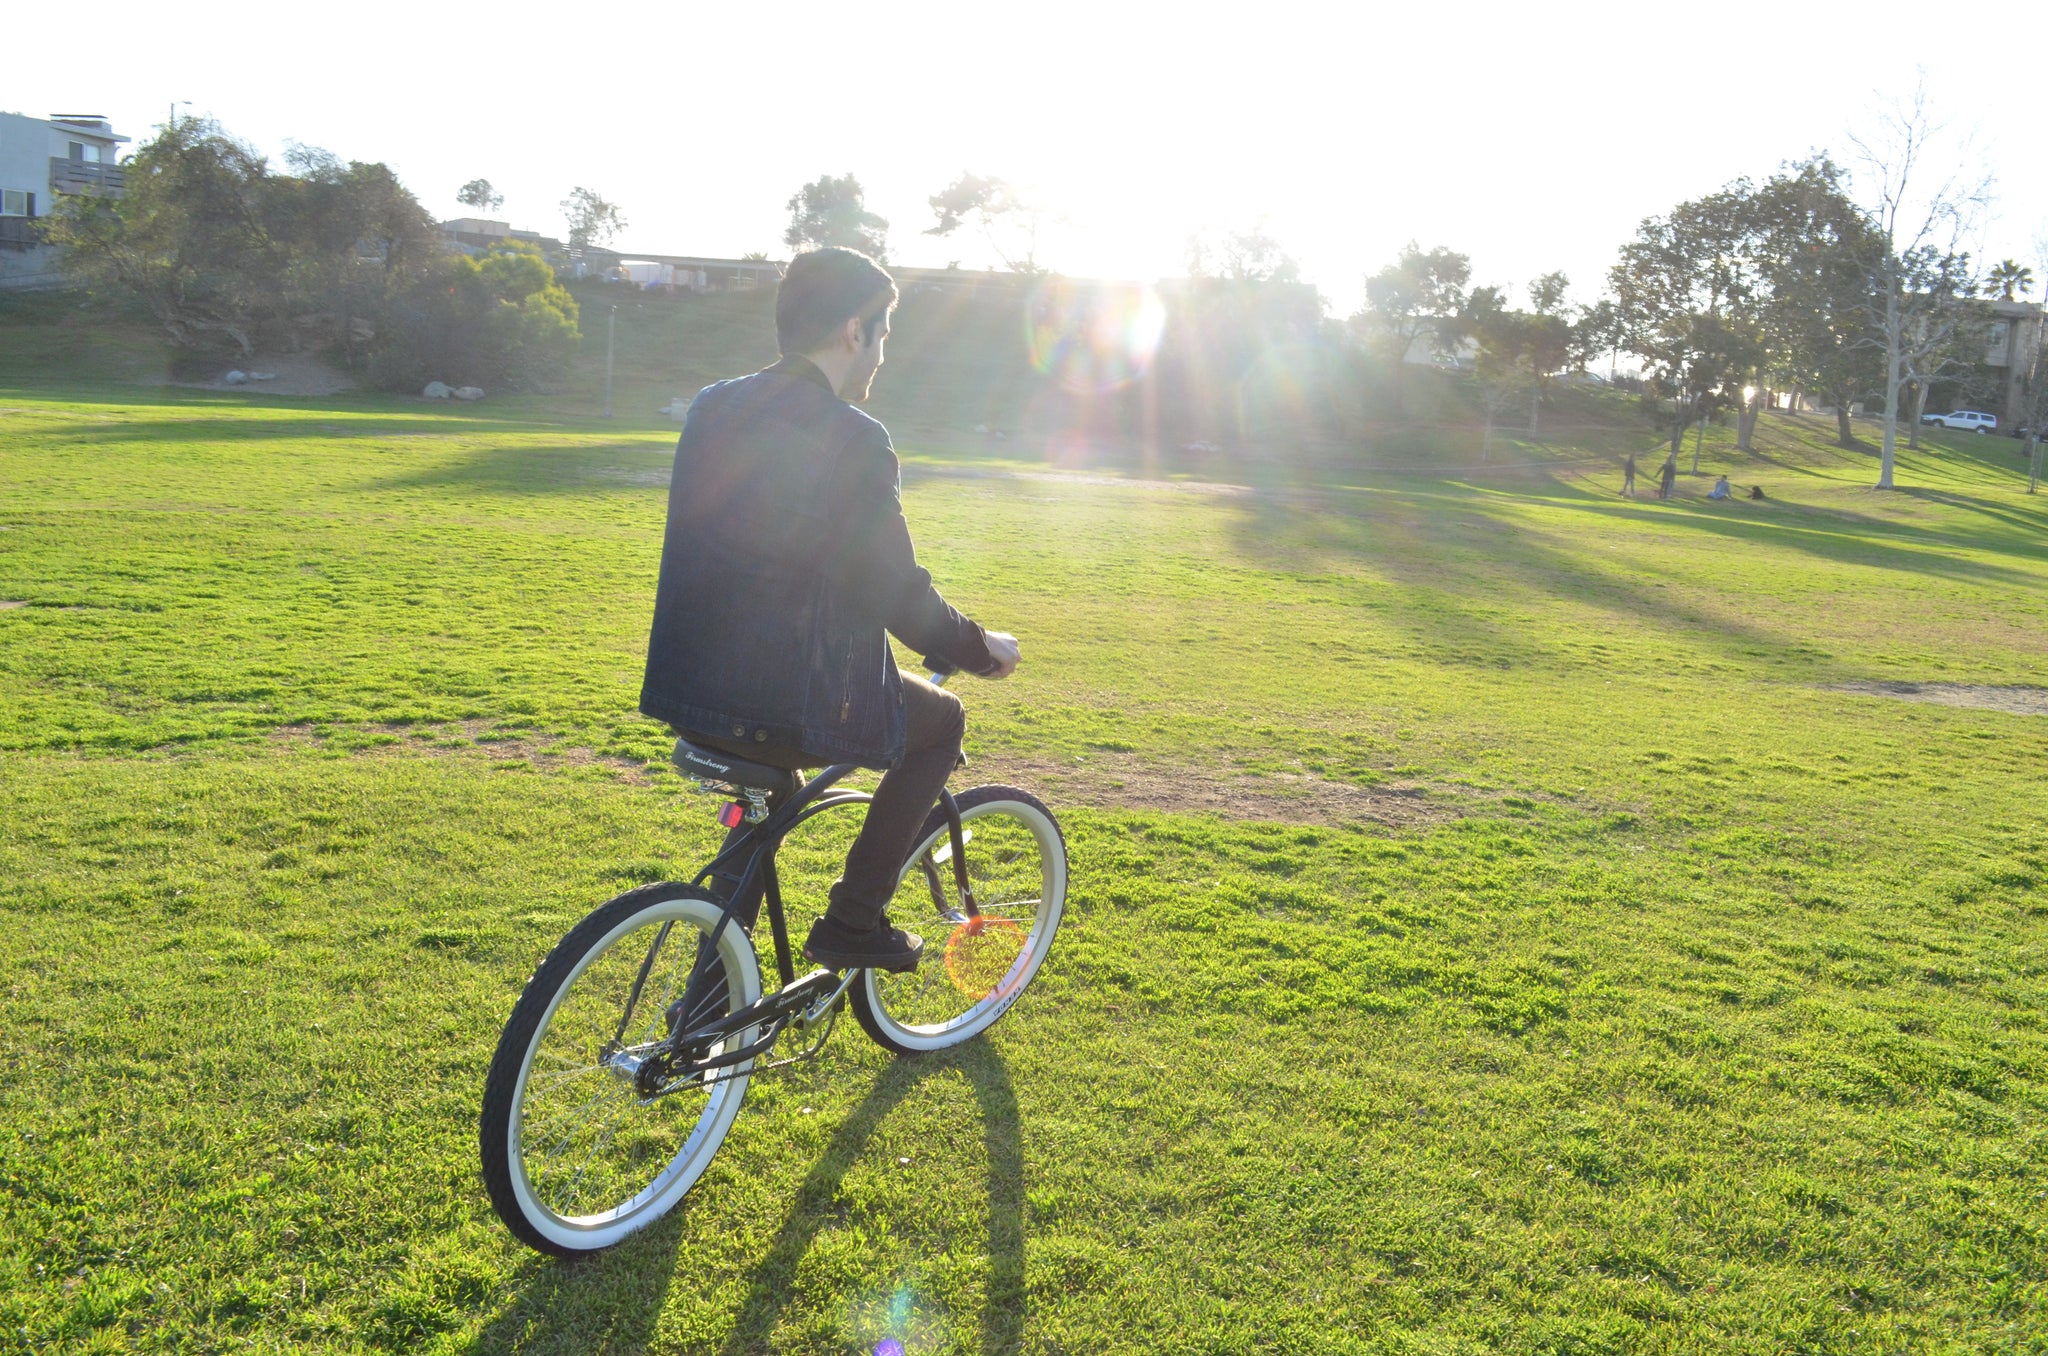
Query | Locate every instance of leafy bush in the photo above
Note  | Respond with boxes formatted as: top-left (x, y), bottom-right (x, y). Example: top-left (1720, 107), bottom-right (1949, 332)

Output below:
top-left (366, 240), bottom-right (580, 391)
top-left (48, 117), bottom-right (578, 391)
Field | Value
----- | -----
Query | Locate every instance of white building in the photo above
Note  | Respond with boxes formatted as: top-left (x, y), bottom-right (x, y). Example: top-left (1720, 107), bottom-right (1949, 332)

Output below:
top-left (0, 112), bottom-right (129, 288)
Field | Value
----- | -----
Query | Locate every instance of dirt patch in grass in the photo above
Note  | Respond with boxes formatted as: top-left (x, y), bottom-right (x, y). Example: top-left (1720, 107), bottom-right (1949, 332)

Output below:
top-left (970, 751), bottom-right (1451, 827)
top-left (267, 721), bottom-right (662, 783)
top-left (0, 600), bottom-right (25, 611)
top-left (1828, 681), bottom-right (2048, 716)
top-left (177, 353), bottom-right (358, 397)
top-left (264, 723), bottom-right (1453, 826)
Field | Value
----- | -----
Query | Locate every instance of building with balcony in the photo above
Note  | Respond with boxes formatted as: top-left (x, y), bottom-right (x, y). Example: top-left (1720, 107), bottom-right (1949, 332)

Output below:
top-left (1981, 299), bottom-right (2044, 426)
top-left (0, 112), bottom-right (129, 288)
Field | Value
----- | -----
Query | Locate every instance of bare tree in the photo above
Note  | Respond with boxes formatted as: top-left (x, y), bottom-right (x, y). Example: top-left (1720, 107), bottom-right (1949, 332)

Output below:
top-left (1849, 83), bottom-right (1992, 489)
top-left (926, 172), bottom-right (1046, 273)
top-left (561, 187), bottom-right (626, 250)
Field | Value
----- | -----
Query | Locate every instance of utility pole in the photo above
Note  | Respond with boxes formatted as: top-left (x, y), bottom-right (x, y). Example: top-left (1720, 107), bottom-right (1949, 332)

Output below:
top-left (603, 305), bottom-right (616, 420)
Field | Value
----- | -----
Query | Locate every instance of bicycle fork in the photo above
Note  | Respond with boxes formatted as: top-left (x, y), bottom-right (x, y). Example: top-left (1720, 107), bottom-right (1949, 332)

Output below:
top-left (918, 788), bottom-right (979, 923)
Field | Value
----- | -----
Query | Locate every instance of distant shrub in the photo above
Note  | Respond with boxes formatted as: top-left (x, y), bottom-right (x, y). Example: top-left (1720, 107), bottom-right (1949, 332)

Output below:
top-left (364, 240), bottom-right (581, 391)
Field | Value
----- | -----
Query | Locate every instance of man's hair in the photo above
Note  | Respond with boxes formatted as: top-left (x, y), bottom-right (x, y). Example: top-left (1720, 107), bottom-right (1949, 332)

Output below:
top-left (776, 247), bottom-right (897, 355)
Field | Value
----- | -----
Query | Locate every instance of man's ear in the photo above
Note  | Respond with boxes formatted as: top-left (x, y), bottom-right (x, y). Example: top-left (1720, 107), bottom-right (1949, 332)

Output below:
top-left (841, 314), bottom-right (866, 352)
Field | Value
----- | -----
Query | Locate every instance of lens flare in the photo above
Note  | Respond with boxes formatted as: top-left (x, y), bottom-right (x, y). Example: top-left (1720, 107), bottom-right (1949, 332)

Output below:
top-left (874, 1342), bottom-right (905, 1356)
top-left (943, 915), bottom-right (1026, 999)
top-left (1026, 278), bottom-right (1165, 394)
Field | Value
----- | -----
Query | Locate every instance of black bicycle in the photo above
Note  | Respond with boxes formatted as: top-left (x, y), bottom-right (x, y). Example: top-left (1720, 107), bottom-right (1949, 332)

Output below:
top-left (478, 670), bottom-right (1067, 1256)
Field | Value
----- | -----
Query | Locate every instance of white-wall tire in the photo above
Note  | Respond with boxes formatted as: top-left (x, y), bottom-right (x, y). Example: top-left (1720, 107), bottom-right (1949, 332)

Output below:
top-left (479, 885), bottom-right (761, 1256)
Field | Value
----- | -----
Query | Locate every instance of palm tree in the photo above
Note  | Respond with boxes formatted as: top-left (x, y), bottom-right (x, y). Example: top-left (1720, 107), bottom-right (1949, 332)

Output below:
top-left (1987, 259), bottom-right (2035, 302)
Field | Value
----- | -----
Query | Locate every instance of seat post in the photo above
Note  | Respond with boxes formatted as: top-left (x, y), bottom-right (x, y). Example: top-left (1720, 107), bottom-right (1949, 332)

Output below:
top-left (762, 855), bottom-right (795, 985)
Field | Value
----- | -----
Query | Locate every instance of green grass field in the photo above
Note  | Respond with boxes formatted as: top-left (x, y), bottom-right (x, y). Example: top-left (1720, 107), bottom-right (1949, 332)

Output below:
top-left (1, 350), bottom-right (2044, 1354)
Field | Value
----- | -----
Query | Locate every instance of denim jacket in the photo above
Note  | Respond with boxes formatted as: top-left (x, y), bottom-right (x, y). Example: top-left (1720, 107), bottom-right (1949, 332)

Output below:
top-left (639, 357), bottom-right (991, 768)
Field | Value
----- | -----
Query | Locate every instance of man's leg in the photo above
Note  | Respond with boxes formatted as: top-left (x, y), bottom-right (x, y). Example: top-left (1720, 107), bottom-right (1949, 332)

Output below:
top-left (804, 672), bottom-right (964, 967)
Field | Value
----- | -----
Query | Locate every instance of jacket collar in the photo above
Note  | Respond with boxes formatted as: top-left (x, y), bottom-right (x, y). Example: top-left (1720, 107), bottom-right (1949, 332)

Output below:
top-left (763, 353), bottom-right (836, 394)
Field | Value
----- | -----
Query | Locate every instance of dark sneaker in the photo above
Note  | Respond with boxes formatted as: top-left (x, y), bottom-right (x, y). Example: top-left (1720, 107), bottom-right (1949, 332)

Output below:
top-left (802, 913), bottom-right (924, 973)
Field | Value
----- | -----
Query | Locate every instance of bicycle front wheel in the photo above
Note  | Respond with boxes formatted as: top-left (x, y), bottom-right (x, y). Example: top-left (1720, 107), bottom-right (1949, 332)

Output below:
top-left (853, 784), bottom-right (1067, 1053)
top-left (480, 884), bottom-right (761, 1256)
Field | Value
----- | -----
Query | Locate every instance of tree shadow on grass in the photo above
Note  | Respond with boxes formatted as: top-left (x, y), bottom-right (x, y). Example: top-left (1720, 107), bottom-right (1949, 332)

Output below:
top-left (1223, 481), bottom-right (1793, 671)
top-left (1895, 486), bottom-right (2048, 550)
top-left (1221, 464), bottom-right (2040, 687)
top-left (359, 444), bottom-right (672, 498)
top-left (1556, 496), bottom-right (2037, 583)
top-left (28, 410), bottom-right (556, 445)
top-left (466, 1041), bottom-right (1025, 1356)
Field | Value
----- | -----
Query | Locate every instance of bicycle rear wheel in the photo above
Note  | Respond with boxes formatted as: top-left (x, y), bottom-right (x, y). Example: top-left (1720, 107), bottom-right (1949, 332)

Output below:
top-left (480, 883), bottom-right (761, 1256)
top-left (853, 785), bottom-right (1066, 1053)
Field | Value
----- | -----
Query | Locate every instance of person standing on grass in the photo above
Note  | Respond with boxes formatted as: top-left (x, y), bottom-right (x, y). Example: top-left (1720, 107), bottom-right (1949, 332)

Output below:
top-left (639, 247), bottom-right (1021, 973)
top-left (1659, 455), bottom-right (1677, 501)
top-left (1622, 452), bottom-right (1637, 497)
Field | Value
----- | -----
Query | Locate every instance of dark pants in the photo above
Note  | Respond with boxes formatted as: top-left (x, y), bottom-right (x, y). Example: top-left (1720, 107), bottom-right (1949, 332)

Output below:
top-left (692, 670), bottom-right (965, 932)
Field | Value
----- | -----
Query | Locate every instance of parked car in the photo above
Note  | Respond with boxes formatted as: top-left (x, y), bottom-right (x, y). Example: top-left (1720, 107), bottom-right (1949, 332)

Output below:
top-left (1921, 409), bottom-right (1998, 433)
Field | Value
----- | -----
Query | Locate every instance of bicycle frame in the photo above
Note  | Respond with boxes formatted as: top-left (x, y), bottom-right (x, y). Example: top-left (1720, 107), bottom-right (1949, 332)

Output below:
top-left (614, 758), bottom-right (982, 1098)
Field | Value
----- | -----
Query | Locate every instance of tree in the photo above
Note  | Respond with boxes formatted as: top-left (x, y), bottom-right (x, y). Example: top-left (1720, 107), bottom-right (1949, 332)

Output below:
top-left (1849, 85), bottom-right (1990, 489)
top-left (370, 239), bottom-right (579, 391)
top-left (561, 186), bottom-right (626, 249)
top-left (1352, 244), bottom-right (1473, 415)
top-left (47, 119), bottom-right (439, 360)
top-left (1465, 284), bottom-right (1571, 440)
top-left (1469, 300), bottom-right (1536, 458)
top-left (280, 143), bottom-right (444, 364)
top-left (1520, 274), bottom-right (1574, 433)
top-left (1568, 297), bottom-right (1621, 378)
top-left (926, 172), bottom-right (1043, 273)
top-left (48, 118), bottom-right (283, 354)
top-left (1529, 271), bottom-right (1570, 317)
top-left (457, 178), bottom-right (504, 214)
top-left (784, 174), bottom-right (887, 258)
top-left (2012, 324), bottom-right (2048, 492)
top-left (1749, 157), bottom-right (1883, 450)
top-left (1988, 258), bottom-right (2034, 302)
top-left (1609, 184), bottom-right (1763, 467)
top-left (1220, 227), bottom-right (1301, 284)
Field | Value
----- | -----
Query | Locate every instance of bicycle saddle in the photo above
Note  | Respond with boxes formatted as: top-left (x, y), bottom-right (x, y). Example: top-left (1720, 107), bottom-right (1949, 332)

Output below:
top-left (670, 738), bottom-right (801, 796)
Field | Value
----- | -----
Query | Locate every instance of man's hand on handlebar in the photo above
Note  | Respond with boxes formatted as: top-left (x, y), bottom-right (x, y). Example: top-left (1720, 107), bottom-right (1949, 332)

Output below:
top-left (922, 631), bottom-right (1020, 686)
top-left (980, 631), bottom-right (1021, 680)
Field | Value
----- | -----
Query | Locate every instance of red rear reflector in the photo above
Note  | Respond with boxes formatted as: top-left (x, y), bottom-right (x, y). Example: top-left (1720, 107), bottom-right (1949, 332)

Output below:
top-left (718, 802), bottom-right (745, 829)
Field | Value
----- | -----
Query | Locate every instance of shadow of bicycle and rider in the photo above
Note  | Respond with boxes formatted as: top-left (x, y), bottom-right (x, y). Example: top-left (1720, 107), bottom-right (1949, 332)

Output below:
top-left (469, 1039), bottom-right (1026, 1355)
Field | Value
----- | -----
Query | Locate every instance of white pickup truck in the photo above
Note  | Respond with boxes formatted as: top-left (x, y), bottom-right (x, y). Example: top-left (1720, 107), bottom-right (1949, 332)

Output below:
top-left (1921, 409), bottom-right (1999, 433)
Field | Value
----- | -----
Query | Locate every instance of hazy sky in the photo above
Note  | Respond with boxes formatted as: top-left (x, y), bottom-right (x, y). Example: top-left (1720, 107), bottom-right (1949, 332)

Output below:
top-left (12, 2), bottom-right (2042, 315)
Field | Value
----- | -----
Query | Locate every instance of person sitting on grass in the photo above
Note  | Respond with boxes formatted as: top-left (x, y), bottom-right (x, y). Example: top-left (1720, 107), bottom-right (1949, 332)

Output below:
top-left (1709, 474), bottom-right (1731, 500)
top-left (638, 247), bottom-right (1021, 973)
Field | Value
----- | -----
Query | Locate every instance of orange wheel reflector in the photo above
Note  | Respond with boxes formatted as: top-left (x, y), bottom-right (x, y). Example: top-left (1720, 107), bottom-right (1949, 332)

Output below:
top-left (942, 916), bottom-right (1026, 999)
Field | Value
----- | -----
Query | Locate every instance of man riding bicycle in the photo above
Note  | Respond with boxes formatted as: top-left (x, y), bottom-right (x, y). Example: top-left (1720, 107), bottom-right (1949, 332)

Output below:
top-left (639, 246), bottom-right (1020, 975)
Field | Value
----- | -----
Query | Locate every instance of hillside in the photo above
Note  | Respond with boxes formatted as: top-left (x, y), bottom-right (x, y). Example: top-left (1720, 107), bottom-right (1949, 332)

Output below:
top-left (3, 279), bottom-right (1674, 481)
